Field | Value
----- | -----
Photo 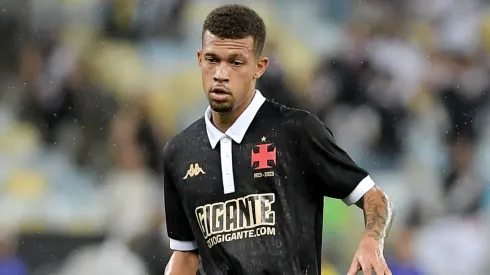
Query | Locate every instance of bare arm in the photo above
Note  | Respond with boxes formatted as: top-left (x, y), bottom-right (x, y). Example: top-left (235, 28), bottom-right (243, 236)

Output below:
top-left (355, 185), bottom-right (394, 240)
top-left (165, 251), bottom-right (199, 275)
top-left (347, 186), bottom-right (394, 274)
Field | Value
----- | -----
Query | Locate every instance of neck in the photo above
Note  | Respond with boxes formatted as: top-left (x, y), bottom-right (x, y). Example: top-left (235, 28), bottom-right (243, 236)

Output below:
top-left (212, 90), bottom-right (255, 133)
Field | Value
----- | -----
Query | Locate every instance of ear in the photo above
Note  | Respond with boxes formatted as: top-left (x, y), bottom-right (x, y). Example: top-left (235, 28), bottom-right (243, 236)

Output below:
top-left (254, 57), bottom-right (269, 79)
top-left (197, 49), bottom-right (203, 68)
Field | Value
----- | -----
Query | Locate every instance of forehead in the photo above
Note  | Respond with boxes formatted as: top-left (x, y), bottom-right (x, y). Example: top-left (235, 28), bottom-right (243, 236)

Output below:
top-left (202, 31), bottom-right (255, 56)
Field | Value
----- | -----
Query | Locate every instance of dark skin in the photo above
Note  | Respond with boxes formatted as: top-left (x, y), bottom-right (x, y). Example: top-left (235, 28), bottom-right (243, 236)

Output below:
top-left (165, 32), bottom-right (395, 275)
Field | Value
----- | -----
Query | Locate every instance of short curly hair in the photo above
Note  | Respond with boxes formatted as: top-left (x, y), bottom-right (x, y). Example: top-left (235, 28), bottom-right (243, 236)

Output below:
top-left (202, 4), bottom-right (266, 56)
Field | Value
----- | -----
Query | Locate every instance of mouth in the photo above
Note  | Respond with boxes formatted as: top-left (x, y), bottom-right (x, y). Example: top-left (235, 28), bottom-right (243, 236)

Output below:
top-left (210, 86), bottom-right (230, 95)
top-left (209, 86), bottom-right (231, 102)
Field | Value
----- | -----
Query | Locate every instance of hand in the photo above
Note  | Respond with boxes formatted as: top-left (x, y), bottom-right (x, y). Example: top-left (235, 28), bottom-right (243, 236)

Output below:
top-left (347, 236), bottom-right (391, 275)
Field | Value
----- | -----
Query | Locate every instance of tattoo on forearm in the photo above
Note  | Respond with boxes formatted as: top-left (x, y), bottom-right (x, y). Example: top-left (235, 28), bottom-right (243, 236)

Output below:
top-left (363, 194), bottom-right (393, 240)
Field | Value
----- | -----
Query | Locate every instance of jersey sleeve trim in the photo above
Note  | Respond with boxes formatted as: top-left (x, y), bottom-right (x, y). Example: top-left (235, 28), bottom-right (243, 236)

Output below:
top-left (342, 175), bottom-right (375, 205)
top-left (169, 238), bottom-right (198, 251)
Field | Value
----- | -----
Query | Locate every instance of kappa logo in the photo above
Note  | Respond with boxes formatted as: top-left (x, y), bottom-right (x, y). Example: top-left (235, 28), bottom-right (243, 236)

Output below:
top-left (183, 163), bottom-right (206, 179)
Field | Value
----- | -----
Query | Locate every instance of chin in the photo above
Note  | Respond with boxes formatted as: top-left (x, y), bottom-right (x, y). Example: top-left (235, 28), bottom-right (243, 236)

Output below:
top-left (210, 101), bottom-right (234, 113)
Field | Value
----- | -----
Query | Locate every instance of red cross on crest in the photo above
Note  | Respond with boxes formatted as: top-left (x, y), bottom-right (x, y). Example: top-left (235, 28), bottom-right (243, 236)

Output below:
top-left (251, 142), bottom-right (276, 170)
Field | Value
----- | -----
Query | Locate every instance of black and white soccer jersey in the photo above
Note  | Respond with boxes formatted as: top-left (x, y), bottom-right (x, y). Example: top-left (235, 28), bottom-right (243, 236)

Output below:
top-left (163, 90), bottom-right (375, 275)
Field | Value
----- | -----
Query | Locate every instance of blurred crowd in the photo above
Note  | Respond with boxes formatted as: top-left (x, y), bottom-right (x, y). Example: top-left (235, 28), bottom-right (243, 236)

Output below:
top-left (0, 0), bottom-right (490, 274)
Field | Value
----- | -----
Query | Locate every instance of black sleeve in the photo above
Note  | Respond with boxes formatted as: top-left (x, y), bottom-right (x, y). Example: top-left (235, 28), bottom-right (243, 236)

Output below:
top-left (163, 146), bottom-right (198, 251)
top-left (300, 113), bottom-right (374, 205)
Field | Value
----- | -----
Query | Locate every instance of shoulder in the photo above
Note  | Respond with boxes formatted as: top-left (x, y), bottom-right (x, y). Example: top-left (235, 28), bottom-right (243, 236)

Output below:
top-left (163, 117), bottom-right (206, 161)
top-left (262, 100), bottom-right (334, 139)
top-left (262, 99), bottom-right (309, 120)
top-left (262, 100), bottom-right (319, 129)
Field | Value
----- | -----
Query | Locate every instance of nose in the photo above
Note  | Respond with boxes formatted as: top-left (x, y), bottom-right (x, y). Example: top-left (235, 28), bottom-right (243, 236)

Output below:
top-left (213, 63), bottom-right (229, 83)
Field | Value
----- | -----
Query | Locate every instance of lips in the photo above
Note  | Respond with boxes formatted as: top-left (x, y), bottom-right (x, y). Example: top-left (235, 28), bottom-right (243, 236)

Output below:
top-left (210, 86), bottom-right (231, 101)
top-left (210, 86), bottom-right (230, 94)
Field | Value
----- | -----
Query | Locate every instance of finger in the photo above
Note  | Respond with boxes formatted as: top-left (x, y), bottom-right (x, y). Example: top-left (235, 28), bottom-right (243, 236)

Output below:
top-left (379, 258), bottom-right (391, 275)
top-left (369, 259), bottom-right (384, 275)
top-left (360, 260), bottom-right (371, 275)
top-left (373, 265), bottom-right (384, 275)
top-left (346, 258), bottom-right (360, 275)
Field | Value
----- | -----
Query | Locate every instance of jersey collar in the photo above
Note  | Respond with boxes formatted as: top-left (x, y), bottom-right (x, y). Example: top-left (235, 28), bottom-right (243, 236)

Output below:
top-left (205, 90), bottom-right (266, 149)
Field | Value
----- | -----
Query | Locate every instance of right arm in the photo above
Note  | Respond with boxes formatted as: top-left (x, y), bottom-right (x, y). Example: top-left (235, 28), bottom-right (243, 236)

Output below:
top-left (165, 251), bottom-right (199, 275)
top-left (163, 145), bottom-right (199, 274)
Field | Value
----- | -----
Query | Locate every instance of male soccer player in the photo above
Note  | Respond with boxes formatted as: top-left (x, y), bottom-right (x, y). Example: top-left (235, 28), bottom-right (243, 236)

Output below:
top-left (163, 4), bottom-right (394, 275)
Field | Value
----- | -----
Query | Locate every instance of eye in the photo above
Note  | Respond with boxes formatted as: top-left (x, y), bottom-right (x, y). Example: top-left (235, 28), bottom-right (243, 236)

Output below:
top-left (205, 57), bottom-right (217, 63)
top-left (232, 60), bottom-right (243, 66)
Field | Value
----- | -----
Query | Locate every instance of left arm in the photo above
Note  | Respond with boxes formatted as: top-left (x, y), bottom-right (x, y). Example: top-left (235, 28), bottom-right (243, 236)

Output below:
top-left (300, 113), bottom-right (394, 275)
top-left (355, 186), bottom-right (394, 241)
top-left (347, 187), bottom-right (394, 275)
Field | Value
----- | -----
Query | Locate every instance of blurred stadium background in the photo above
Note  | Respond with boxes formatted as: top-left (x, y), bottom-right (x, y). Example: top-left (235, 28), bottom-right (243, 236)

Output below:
top-left (0, 0), bottom-right (490, 274)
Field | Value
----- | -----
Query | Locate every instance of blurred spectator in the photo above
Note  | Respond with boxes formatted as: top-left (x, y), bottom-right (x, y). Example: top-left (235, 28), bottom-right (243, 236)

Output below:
top-left (413, 216), bottom-right (489, 275)
top-left (442, 138), bottom-right (486, 216)
top-left (60, 62), bottom-right (118, 172)
top-left (56, 237), bottom-right (147, 275)
top-left (311, 24), bottom-right (379, 159)
top-left (135, 0), bottom-right (188, 40)
top-left (312, 23), bottom-right (373, 117)
top-left (1, 0), bottom-right (490, 273)
top-left (18, 40), bottom-right (79, 145)
top-left (133, 96), bottom-right (165, 175)
top-left (103, 0), bottom-right (188, 41)
top-left (312, 21), bottom-right (410, 163)
top-left (0, 5), bottom-right (23, 78)
top-left (257, 42), bottom-right (307, 110)
top-left (131, 223), bottom-right (172, 275)
top-left (102, 107), bottom-right (163, 242)
top-left (437, 54), bottom-right (489, 143)
top-left (0, 225), bottom-right (28, 275)
top-left (103, 0), bottom-right (141, 41)
top-left (386, 229), bottom-right (424, 275)
top-left (56, 109), bottom-right (161, 275)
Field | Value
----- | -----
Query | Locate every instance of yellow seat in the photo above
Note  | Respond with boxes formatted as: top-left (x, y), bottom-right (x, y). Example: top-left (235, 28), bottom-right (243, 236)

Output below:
top-left (321, 263), bottom-right (339, 275)
top-left (87, 40), bottom-right (146, 100)
top-left (480, 11), bottom-right (490, 52)
top-left (146, 67), bottom-right (205, 136)
top-left (0, 122), bottom-right (41, 157)
top-left (4, 169), bottom-right (48, 199)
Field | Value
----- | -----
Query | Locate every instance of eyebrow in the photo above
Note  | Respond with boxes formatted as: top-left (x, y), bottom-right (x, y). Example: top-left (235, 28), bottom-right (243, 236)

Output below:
top-left (204, 52), bottom-right (218, 58)
top-left (204, 52), bottom-right (245, 59)
top-left (228, 53), bottom-right (245, 59)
